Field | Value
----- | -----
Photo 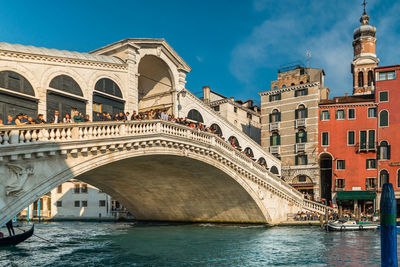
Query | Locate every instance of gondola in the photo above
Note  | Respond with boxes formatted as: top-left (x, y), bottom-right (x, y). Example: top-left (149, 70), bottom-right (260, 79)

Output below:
top-left (0, 224), bottom-right (34, 247)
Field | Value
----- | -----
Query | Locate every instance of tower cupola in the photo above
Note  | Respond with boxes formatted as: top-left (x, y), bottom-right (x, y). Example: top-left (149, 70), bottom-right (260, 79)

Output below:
top-left (351, 2), bottom-right (379, 95)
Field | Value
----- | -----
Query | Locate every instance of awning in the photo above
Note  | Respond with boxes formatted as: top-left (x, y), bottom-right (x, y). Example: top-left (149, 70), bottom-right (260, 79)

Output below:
top-left (336, 191), bottom-right (376, 200)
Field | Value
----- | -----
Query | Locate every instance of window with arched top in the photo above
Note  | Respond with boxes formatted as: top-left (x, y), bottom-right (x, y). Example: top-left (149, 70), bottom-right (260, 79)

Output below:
top-left (228, 136), bottom-right (240, 147)
top-left (295, 104), bottom-right (307, 119)
top-left (258, 157), bottom-right (267, 167)
top-left (270, 109), bottom-right (281, 122)
top-left (270, 166), bottom-right (279, 174)
top-left (291, 83), bottom-right (295, 86)
top-left (379, 141), bottom-right (390, 160)
top-left (50, 75), bottom-right (83, 96)
top-left (187, 109), bottom-right (204, 123)
top-left (95, 78), bottom-right (122, 98)
top-left (379, 110), bottom-right (389, 127)
top-left (358, 71), bottom-right (364, 87)
top-left (210, 123), bottom-right (223, 136)
top-left (0, 71), bottom-right (35, 96)
top-left (368, 70), bottom-right (374, 86)
top-left (282, 85), bottom-right (287, 88)
top-left (244, 147), bottom-right (254, 158)
top-left (380, 170), bottom-right (389, 188)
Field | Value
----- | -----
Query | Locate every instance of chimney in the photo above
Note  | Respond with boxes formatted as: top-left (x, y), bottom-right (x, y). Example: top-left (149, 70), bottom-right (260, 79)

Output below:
top-left (230, 97), bottom-right (234, 101)
top-left (203, 86), bottom-right (210, 104)
top-left (345, 93), bottom-right (348, 97)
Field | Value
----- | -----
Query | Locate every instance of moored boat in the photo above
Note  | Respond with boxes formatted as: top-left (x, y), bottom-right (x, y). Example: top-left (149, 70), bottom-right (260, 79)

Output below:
top-left (326, 220), bottom-right (378, 231)
top-left (0, 224), bottom-right (34, 246)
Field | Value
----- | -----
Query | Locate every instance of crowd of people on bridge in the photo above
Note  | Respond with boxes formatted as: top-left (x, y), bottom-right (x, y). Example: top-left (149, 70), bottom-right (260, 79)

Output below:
top-left (0, 109), bottom-right (268, 167)
top-left (294, 210), bottom-right (339, 222)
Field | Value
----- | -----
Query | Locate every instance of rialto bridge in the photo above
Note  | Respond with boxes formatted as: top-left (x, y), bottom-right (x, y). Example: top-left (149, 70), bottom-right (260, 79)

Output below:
top-left (0, 39), bottom-right (332, 225)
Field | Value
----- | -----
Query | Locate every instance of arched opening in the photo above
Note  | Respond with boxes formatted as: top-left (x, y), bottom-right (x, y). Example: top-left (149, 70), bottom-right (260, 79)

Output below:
top-left (290, 175), bottom-right (314, 200)
top-left (358, 71), bottom-right (364, 87)
top-left (270, 166), bottom-right (279, 175)
top-left (0, 70), bottom-right (37, 122)
top-left (244, 147), bottom-right (254, 158)
top-left (368, 70), bottom-right (374, 86)
top-left (270, 109), bottom-right (280, 122)
top-left (47, 75), bottom-right (86, 121)
top-left (210, 123), bottom-right (223, 136)
top-left (138, 55), bottom-right (174, 114)
top-left (228, 136), bottom-right (240, 148)
top-left (93, 78), bottom-right (125, 121)
top-left (379, 110), bottom-right (389, 127)
top-left (282, 85), bottom-right (286, 88)
top-left (380, 170), bottom-right (389, 188)
top-left (295, 104), bottom-right (307, 119)
top-left (187, 109), bottom-right (204, 123)
top-left (379, 141), bottom-right (390, 160)
top-left (257, 157), bottom-right (267, 167)
top-left (319, 153), bottom-right (332, 203)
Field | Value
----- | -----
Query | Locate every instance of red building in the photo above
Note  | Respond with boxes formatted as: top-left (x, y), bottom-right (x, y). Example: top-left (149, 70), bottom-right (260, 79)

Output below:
top-left (375, 65), bottom-right (400, 213)
top-left (319, 95), bottom-right (377, 213)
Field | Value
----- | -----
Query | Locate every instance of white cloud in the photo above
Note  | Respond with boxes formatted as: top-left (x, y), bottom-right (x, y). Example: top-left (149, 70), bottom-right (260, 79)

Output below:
top-left (230, 0), bottom-right (400, 97)
top-left (196, 55), bottom-right (203, 63)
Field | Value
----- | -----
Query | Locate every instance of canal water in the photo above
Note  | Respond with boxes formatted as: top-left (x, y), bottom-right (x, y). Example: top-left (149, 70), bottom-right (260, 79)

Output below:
top-left (0, 222), bottom-right (390, 266)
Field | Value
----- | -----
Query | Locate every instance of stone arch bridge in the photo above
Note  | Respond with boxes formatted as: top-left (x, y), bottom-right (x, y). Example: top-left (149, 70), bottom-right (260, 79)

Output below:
top-left (0, 120), bottom-right (331, 226)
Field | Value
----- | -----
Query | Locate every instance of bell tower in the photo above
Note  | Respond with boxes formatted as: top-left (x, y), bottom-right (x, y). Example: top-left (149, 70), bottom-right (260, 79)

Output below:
top-left (351, 1), bottom-right (379, 95)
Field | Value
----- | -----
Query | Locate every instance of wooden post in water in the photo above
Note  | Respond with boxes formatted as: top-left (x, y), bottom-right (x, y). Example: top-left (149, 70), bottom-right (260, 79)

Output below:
top-left (339, 206), bottom-right (342, 219)
top-left (380, 183), bottom-right (398, 267)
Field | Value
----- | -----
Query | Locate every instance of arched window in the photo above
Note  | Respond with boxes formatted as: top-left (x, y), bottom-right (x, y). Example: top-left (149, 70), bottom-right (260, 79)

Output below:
top-left (368, 70), bottom-right (374, 86)
top-left (244, 147), bottom-right (254, 158)
top-left (95, 78), bottom-right (122, 98)
top-left (379, 141), bottom-right (390, 160)
top-left (270, 109), bottom-right (280, 122)
top-left (358, 71), bottom-right (364, 87)
top-left (0, 71), bottom-right (35, 96)
top-left (0, 71), bottom-right (37, 121)
top-left (47, 75), bottom-right (85, 120)
top-left (270, 166), bottom-right (279, 174)
top-left (380, 170), bottom-right (389, 188)
top-left (379, 110), bottom-right (389, 127)
top-left (300, 81), bottom-right (304, 84)
top-left (258, 157), bottom-right (267, 167)
top-left (291, 83), bottom-right (295, 86)
top-left (282, 85), bottom-right (287, 88)
top-left (187, 109), bottom-right (204, 123)
top-left (228, 136), bottom-right (240, 148)
top-left (210, 123), bottom-right (223, 136)
top-left (295, 104), bottom-right (307, 119)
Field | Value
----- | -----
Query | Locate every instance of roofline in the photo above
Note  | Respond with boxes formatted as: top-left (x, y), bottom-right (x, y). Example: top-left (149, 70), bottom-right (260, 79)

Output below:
top-left (90, 38), bottom-right (191, 73)
top-left (375, 64), bottom-right (400, 70)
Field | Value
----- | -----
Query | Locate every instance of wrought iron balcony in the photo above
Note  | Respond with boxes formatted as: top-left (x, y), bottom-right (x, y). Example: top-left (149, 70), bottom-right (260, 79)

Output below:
top-left (295, 118), bottom-right (306, 128)
top-left (270, 145), bottom-right (280, 154)
top-left (295, 143), bottom-right (306, 153)
top-left (269, 122), bottom-right (280, 131)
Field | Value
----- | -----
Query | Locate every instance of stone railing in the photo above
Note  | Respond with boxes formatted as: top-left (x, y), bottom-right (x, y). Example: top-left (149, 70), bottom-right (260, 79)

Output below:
top-left (0, 120), bottom-right (335, 214)
top-left (303, 199), bottom-right (336, 214)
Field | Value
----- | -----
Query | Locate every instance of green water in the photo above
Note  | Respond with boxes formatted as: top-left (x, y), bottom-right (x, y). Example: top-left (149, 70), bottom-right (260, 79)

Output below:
top-left (0, 222), bottom-right (388, 266)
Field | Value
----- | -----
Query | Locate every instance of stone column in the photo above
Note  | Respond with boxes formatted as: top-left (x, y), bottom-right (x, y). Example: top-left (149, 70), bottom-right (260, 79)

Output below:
top-left (37, 87), bottom-right (47, 119)
top-left (126, 46), bottom-right (140, 113)
top-left (173, 71), bottom-right (187, 117)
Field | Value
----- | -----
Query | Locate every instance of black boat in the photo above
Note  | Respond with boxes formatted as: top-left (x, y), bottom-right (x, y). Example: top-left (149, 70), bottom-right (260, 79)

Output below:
top-left (0, 225), bottom-right (34, 247)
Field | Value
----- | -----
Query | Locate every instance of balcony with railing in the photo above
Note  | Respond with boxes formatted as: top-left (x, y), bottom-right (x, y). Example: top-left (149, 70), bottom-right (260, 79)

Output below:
top-left (269, 122), bottom-right (280, 131)
top-left (295, 118), bottom-right (306, 128)
top-left (270, 146), bottom-right (280, 154)
top-left (295, 143), bottom-right (306, 153)
top-left (356, 142), bottom-right (377, 153)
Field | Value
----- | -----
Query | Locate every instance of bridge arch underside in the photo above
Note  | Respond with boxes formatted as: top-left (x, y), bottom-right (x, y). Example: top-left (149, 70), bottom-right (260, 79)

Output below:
top-left (77, 155), bottom-right (267, 223)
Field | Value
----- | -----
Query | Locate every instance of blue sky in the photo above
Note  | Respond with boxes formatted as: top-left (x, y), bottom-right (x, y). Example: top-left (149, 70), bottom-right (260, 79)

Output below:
top-left (2, 0), bottom-right (400, 104)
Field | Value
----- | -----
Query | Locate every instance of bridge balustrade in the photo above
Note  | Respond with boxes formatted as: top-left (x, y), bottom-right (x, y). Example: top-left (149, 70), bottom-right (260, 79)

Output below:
top-left (0, 120), bottom-right (333, 215)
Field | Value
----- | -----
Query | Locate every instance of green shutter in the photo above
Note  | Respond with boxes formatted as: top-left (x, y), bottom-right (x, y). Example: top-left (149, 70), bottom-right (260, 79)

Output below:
top-left (305, 88), bottom-right (308, 95)
top-left (269, 95), bottom-right (272, 102)
top-left (388, 145), bottom-right (391, 160)
top-left (278, 94), bottom-right (281, 100)
top-left (295, 155), bottom-right (298, 165)
top-left (327, 111), bottom-right (330, 120)
top-left (335, 110), bottom-right (338, 119)
top-left (295, 109), bottom-right (298, 119)
top-left (305, 108), bottom-right (308, 118)
top-left (269, 114), bottom-right (272, 123)
top-left (305, 155), bottom-right (308, 165)
top-left (270, 136), bottom-right (273, 146)
top-left (366, 159), bottom-right (369, 169)
top-left (320, 110), bottom-right (323, 120)
top-left (277, 134), bottom-right (281, 145)
top-left (278, 112), bottom-right (281, 122)
top-left (304, 132), bottom-right (307, 142)
top-left (295, 132), bottom-right (299, 143)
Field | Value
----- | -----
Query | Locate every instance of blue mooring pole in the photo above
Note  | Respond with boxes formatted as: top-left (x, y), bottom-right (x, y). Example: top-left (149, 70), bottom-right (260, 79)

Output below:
top-left (27, 206), bottom-right (29, 222)
top-left (380, 183), bottom-right (398, 266)
top-left (38, 199), bottom-right (41, 223)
